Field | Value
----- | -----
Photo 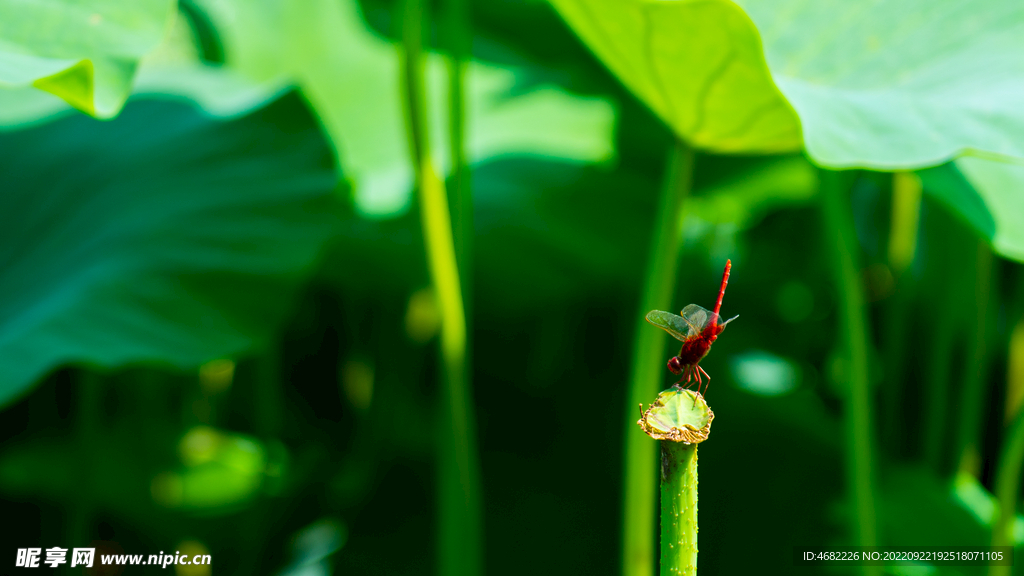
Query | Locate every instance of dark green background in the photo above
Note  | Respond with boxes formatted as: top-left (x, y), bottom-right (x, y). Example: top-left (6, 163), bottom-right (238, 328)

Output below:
top-left (1, 1), bottom-right (1022, 575)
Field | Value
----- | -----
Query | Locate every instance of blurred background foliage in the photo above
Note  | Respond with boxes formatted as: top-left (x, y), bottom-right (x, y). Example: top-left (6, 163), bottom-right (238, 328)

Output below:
top-left (1, 0), bottom-right (1023, 575)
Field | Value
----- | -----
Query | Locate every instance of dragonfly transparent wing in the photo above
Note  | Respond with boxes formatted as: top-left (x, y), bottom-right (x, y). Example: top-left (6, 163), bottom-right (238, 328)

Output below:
top-left (646, 310), bottom-right (700, 342)
top-left (680, 304), bottom-right (716, 333)
top-left (718, 314), bottom-right (739, 331)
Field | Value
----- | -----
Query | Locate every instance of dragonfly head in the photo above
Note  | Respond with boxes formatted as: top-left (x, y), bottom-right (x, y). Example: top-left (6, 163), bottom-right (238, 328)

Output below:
top-left (667, 356), bottom-right (685, 375)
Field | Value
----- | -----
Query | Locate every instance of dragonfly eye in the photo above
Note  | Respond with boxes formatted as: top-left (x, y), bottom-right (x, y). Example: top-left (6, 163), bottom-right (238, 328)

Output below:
top-left (667, 357), bottom-right (684, 375)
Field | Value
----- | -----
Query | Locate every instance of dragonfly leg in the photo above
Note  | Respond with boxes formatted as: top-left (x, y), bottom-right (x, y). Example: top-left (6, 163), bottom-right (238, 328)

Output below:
top-left (691, 367), bottom-right (703, 405)
top-left (697, 365), bottom-right (711, 396)
top-left (678, 366), bottom-right (695, 389)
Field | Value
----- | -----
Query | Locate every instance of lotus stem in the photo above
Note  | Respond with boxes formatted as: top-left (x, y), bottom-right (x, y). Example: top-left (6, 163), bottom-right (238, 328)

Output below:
top-left (401, 1), bottom-right (482, 574)
top-left (639, 387), bottom-right (713, 576)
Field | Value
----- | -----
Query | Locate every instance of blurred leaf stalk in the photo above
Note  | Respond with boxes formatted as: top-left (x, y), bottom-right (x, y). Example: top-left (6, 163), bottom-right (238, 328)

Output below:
top-left (400, 0), bottom-right (482, 575)
top-left (820, 170), bottom-right (880, 576)
top-left (993, 319), bottom-right (1024, 576)
top-left (622, 141), bottom-right (693, 576)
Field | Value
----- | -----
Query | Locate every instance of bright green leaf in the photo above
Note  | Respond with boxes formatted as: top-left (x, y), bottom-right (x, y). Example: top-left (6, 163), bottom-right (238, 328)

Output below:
top-left (0, 64), bottom-right (288, 127)
top-left (736, 0), bottom-right (1024, 169)
top-left (0, 94), bottom-right (341, 407)
top-left (133, 64), bottom-right (289, 118)
top-left (548, 0), bottom-right (801, 154)
top-left (0, 86), bottom-right (71, 128)
top-left (552, 0), bottom-right (1024, 168)
top-left (0, 7), bottom-right (283, 128)
top-left (0, 0), bottom-right (176, 118)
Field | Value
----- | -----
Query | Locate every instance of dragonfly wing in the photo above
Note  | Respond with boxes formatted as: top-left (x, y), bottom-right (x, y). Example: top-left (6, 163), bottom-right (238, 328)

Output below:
top-left (680, 304), bottom-right (714, 335)
top-left (646, 310), bottom-right (698, 342)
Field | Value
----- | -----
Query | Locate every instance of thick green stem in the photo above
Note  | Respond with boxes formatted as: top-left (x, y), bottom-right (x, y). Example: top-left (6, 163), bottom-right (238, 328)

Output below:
top-left (820, 170), bottom-right (880, 575)
top-left (401, 2), bottom-right (481, 575)
top-left (623, 140), bottom-right (693, 576)
top-left (879, 172), bottom-right (920, 456)
top-left (660, 442), bottom-right (697, 576)
top-left (402, 0), bottom-right (428, 167)
top-left (886, 172), bottom-right (921, 274)
top-left (955, 241), bottom-right (993, 477)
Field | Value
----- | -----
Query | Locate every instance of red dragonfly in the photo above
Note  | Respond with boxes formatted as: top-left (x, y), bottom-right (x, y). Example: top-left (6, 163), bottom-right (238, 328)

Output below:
top-left (646, 260), bottom-right (738, 398)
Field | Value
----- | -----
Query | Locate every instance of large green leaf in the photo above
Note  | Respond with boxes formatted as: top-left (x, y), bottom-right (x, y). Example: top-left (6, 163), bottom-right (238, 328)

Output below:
top-left (0, 93), bottom-right (341, 407)
top-left (194, 0), bottom-right (615, 216)
top-left (548, 0), bottom-right (801, 154)
top-left (918, 157), bottom-right (1024, 262)
top-left (551, 0), bottom-right (1024, 168)
top-left (0, 7), bottom-right (287, 129)
top-left (736, 0), bottom-right (1024, 169)
top-left (0, 0), bottom-right (176, 118)
top-left (0, 64), bottom-right (288, 128)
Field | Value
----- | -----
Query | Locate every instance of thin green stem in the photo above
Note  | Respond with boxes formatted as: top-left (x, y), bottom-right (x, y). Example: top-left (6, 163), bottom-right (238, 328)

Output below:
top-left (445, 0), bottom-right (471, 318)
top-left (922, 302), bottom-right (956, 471)
top-left (445, 0), bottom-right (473, 435)
top-left (955, 240), bottom-right (993, 477)
top-left (991, 318), bottom-right (1024, 576)
top-left (623, 140), bottom-right (694, 576)
top-left (401, 2), bottom-right (481, 575)
top-left (820, 170), bottom-right (879, 575)
top-left (660, 441), bottom-right (698, 576)
top-left (239, 351), bottom-right (280, 576)
top-left (991, 401), bottom-right (1024, 576)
